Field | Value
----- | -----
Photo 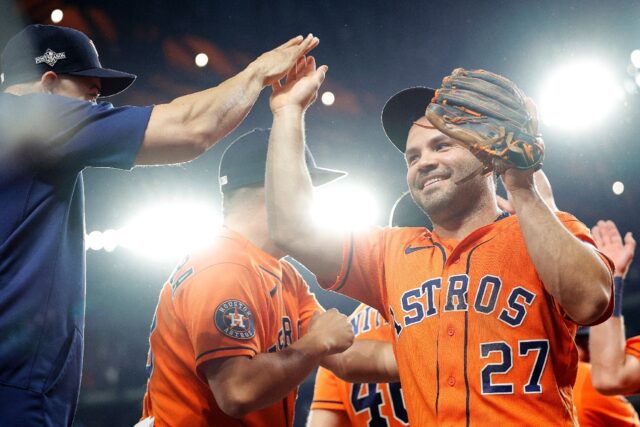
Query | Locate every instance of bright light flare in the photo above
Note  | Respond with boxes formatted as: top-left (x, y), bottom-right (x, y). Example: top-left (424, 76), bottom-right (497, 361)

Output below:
top-left (86, 230), bottom-right (104, 251)
top-left (321, 91), bottom-right (335, 106)
top-left (540, 60), bottom-right (623, 131)
top-left (631, 50), bottom-right (640, 68)
top-left (624, 78), bottom-right (638, 94)
top-left (86, 202), bottom-right (222, 261)
top-left (102, 229), bottom-right (119, 252)
top-left (51, 9), bottom-right (63, 23)
top-left (312, 185), bottom-right (378, 231)
top-left (120, 202), bottom-right (221, 261)
top-left (612, 181), bottom-right (624, 195)
top-left (195, 53), bottom-right (209, 67)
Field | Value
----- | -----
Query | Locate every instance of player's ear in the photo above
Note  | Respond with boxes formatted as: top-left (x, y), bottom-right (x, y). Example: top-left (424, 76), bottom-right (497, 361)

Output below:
top-left (40, 71), bottom-right (59, 94)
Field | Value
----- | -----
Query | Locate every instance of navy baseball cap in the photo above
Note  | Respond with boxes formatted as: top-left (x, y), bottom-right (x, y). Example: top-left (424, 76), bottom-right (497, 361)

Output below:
top-left (381, 87), bottom-right (436, 153)
top-left (219, 128), bottom-right (347, 193)
top-left (1, 24), bottom-right (136, 97)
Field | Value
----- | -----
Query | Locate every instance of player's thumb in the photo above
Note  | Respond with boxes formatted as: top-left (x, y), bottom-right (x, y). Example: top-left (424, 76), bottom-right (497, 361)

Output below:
top-left (625, 232), bottom-right (636, 251)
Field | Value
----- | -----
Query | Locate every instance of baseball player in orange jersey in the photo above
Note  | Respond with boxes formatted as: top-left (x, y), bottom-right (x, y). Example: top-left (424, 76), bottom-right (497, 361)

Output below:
top-left (588, 220), bottom-right (640, 396)
top-left (309, 303), bottom-right (409, 427)
top-left (138, 127), bottom-right (354, 427)
top-left (264, 56), bottom-right (614, 426)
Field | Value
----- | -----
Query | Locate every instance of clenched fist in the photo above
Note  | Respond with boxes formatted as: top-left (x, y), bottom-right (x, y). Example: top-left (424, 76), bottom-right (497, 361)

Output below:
top-left (306, 309), bottom-right (355, 355)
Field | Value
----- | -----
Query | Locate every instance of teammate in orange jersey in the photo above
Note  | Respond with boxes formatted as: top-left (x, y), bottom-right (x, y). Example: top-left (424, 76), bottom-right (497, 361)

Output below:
top-left (137, 128), bottom-right (354, 427)
top-left (588, 220), bottom-right (640, 396)
top-left (308, 304), bottom-right (409, 427)
top-left (573, 327), bottom-right (640, 426)
top-left (264, 57), bottom-right (614, 426)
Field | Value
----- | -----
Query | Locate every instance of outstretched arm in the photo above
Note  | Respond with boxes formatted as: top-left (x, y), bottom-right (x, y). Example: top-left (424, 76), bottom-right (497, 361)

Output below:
top-left (589, 221), bottom-right (640, 395)
top-left (265, 55), bottom-right (345, 282)
top-left (203, 309), bottom-right (354, 418)
top-left (136, 34), bottom-right (319, 165)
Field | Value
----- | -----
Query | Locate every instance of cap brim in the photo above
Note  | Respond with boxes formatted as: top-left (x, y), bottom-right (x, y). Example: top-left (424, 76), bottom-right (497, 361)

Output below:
top-left (68, 67), bottom-right (136, 97)
top-left (309, 167), bottom-right (347, 187)
top-left (389, 191), bottom-right (432, 230)
top-left (381, 87), bottom-right (436, 153)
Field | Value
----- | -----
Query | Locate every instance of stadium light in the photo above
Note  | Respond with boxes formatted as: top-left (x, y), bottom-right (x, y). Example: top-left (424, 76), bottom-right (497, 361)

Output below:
top-left (51, 9), bottom-right (64, 23)
top-left (86, 230), bottom-right (104, 251)
top-left (195, 53), bottom-right (209, 68)
top-left (539, 59), bottom-right (623, 131)
top-left (102, 229), bottom-right (119, 252)
top-left (321, 91), bottom-right (335, 106)
top-left (312, 184), bottom-right (379, 231)
top-left (86, 202), bottom-right (222, 261)
top-left (612, 181), bottom-right (624, 195)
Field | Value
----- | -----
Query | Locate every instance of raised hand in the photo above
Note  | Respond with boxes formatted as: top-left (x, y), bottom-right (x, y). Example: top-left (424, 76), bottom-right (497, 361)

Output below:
top-left (592, 220), bottom-right (636, 278)
top-left (270, 55), bottom-right (328, 113)
top-left (306, 309), bottom-right (355, 355)
top-left (498, 170), bottom-right (558, 214)
top-left (250, 34), bottom-right (320, 87)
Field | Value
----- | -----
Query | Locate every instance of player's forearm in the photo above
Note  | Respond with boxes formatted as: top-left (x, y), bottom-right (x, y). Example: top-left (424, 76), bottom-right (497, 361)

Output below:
top-left (137, 64), bottom-right (265, 165)
top-left (266, 107), bottom-right (344, 280)
top-left (171, 62), bottom-right (265, 144)
top-left (321, 340), bottom-right (399, 383)
top-left (215, 334), bottom-right (327, 418)
top-left (266, 106), bottom-right (315, 248)
top-left (510, 189), bottom-right (611, 324)
top-left (589, 314), bottom-right (640, 394)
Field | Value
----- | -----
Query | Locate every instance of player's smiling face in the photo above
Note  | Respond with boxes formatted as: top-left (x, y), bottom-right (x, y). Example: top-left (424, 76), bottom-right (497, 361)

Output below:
top-left (404, 116), bottom-right (485, 219)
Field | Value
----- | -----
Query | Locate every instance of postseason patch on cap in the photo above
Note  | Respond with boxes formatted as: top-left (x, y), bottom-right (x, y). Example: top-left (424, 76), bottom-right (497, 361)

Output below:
top-left (35, 48), bottom-right (66, 67)
top-left (214, 300), bottom-right (255, 340)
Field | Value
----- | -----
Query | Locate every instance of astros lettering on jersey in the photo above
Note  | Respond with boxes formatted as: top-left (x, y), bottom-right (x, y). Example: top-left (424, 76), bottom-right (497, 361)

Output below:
top-left (141, 228), bottom-right (320, 427)
top-left (312, 303), bottom-right (409, 426)
top-left (319, 213), bottom-right (613, 426)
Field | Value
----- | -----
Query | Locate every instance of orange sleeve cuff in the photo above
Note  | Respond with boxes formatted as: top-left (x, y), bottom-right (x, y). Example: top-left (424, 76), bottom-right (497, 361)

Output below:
top-left (318, 233), bottom-right (354, 292)
top-left (310, 399), bottom-right (346, 411)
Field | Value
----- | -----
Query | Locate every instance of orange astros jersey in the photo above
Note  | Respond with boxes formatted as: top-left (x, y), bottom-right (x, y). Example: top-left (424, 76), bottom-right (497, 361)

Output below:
top-left (141, 228), bottom-right (320, 427)
top-left (625, 336), bottom-right (640, 395)
top-left (319, 212), bottom-right (614, 426)
top-left (311, 304), bottom-right (409, 426)
top-left (573, 361), bottom-right (640, 427)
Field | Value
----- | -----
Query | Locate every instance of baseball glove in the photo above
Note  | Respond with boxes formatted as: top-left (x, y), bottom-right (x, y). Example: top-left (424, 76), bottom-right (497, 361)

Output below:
top-left (425, 68), bottom-right (544, 178)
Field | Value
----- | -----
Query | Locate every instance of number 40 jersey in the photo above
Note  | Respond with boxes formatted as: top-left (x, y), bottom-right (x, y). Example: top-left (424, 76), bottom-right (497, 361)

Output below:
top-left (311, 303), bottom-right (409, 427)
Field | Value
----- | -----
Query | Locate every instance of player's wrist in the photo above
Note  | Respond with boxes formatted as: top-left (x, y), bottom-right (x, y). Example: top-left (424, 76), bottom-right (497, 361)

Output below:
top-left (244, 59), bottom-right (272, 88)
top-left (271, 104), bottom-right (306, 117)
top-left (506, 187), bottom-right (542, 213)
top-left (294, 331), bottom-right (332, 358)
top-left (613, 276), bottom-right (624, 317)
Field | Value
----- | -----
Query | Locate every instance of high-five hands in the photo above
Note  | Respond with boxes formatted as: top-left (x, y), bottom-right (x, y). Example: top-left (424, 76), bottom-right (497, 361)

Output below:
top-left (270, 47), bottom-right (328, 113)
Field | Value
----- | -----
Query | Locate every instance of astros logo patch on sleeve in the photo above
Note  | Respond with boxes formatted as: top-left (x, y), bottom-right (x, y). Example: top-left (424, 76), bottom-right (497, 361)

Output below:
top-left (214, 300), bottom-right (256, 340)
